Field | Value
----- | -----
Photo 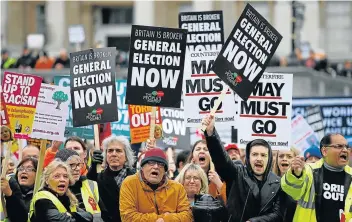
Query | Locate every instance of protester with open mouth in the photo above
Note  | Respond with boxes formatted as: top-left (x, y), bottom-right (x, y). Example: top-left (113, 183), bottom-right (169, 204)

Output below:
top-left (55, 149), bottom-right (108, 222)
top-left (272, 149), bottom-right (299, 222)
top-left (201, 115), bottom-right (285, 222)
top-left (120, 148), bottom-right (192, 221)
top-left (87, 135), bottom-right (136, 222)
top-left (187, 139), bottom-right (227, 203)
top-left (28, 160), bottom-right (93, 222)
top-left (15, 157), bottom-right (38, 214)
top-left (0, 158), bottom-right (30, 222)
top-left (282, 133), bottom-right (352, 222)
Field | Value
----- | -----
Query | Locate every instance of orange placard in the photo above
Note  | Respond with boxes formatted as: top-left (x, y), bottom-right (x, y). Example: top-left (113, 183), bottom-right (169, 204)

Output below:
top-left (128, 105), bottom-right (162, 144)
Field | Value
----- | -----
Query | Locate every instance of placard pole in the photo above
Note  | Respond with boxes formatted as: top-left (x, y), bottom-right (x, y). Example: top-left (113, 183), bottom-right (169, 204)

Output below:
top-left (149, 107), bottom-right (157, 140)
top-left (33, 139), bottom-right (47, 195)
top-left (200, 85), bottom-right (230, 132)
top-left (94, 124), bottom-right (102, 173)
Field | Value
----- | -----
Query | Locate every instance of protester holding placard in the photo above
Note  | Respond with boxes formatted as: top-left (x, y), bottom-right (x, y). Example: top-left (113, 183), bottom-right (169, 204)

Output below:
top-left (281, 133), bottom-right (352, 222)
top-left (87, 135), bottom-right (136, 222)
top-left (55, 149), bottom-right (108, 222)
top-left (187, 140), bottom-right (227, 204)
top-left (28, 160), bottom-right (93, 222)
top-left (202, 115), bottom-right (285, 221)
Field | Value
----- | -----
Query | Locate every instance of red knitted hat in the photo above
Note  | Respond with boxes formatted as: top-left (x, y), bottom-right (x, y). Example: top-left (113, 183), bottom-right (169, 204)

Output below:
top-left (141, 148), bottom-right (168, 171)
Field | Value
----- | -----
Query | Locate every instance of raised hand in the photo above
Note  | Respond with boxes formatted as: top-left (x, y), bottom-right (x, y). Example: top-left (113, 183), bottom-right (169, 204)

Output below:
top-left (201, 115), bottom-right (215, 136)
top-left (291, 156), bottom-right (305, 177)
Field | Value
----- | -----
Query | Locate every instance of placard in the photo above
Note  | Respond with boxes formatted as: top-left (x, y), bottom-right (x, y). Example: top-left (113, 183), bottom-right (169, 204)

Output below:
top-left (54, 76), bottom-right (94, 139)
top-left (291, 114), bottom-right (320, 155)
top-left (305, 105), bottom-right (325, 140)
top-left (30, 84), bottom-right (70, 141)
top-left (111, 80), bottom-right (130, 138)
top-left (70, 47), bottom-right (118, 127)
top-left (0, 91), bottom-right (10, 126)
top-left (183, 53), bottom-right (236, 127)
top-left (125, 25), bottom-right (187, 108)
top-left (129, 105), bottom-right (162, 144)
top-left (2, 72), bottom-right (42, 139)
top-left (211, 4), bottom-right (282, 101)
top-left (179, 10), bottom-right (224, 52)
top-left (237, 73), bottom-right (293, 150)
top-left (156, 100), bottom-right (190, 151)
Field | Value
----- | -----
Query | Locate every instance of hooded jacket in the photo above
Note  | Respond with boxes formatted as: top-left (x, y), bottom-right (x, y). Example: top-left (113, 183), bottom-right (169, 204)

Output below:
top-left (205, 129), bottom-right (285, 222)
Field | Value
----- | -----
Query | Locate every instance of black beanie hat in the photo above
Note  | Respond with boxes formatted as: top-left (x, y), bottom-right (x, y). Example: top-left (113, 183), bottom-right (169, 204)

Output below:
top-left (141, 148), bottom-right (168, 171)
top-left (55, 149), bottom-right (79, 162)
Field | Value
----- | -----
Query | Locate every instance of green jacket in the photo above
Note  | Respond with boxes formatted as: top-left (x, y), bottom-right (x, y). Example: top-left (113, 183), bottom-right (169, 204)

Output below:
top-left (281, 159), bottom-right (352, 222)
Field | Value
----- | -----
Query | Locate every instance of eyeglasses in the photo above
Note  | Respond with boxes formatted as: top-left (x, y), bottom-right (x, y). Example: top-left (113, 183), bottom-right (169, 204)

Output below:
top-left (147, 161), bottom-right (165, 168)
top-left (324, 144), bottom-right (351, 150)
top-left (18, 167), bottom-right (36, 173)
top-left (69, 163), bottom-right (84, 170)
top-left (185, 176), bottom-right (201, 182)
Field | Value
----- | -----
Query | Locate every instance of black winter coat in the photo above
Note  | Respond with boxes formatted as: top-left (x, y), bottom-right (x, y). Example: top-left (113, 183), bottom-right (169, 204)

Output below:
top-left (30, 187), bottom-right (93, 222)
top-left (205, 129), bottom-right (286, 222)
top-left (87, 164), bottom-right (135, 222)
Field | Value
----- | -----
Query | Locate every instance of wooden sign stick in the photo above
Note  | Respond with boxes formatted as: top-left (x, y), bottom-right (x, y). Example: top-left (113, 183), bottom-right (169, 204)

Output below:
top-left (166, 147), bottom-right (174, 178)
top-left (33, 139), bottom-right (47, 195)
top-left (149, 107), bottom-right (157, 140)
top-left (94, 124), bottom-right (102, 173)
top-left (18, 139), bottom-right (24, 161)
top-left (200, 85), bottom-right (230, 132)
top-left (1, 141), bottom-right (12, 179)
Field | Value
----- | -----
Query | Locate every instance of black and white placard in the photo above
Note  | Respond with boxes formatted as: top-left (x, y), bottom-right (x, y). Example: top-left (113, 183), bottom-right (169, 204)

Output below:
top-left (211, 4), bottom-right (282, 101)
top-left (70, 47), bottom-right (118, 127)
top-left (179, 11), bottom-right (224, 52)
top-left (305, 105), bottom-right (325, 140)
top-left (125, 25), bottom-right (188, 108)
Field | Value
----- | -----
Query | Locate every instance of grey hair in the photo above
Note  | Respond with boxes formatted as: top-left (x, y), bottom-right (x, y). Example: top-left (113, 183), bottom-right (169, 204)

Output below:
top-left (102, 135), bottom-right (136, 168)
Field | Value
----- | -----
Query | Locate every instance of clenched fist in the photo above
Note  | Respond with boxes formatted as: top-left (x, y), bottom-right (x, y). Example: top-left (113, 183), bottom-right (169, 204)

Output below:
top-left (291, 156), bottom-right (305, 177)
top-left (201, 115), bottom-right (215, 136)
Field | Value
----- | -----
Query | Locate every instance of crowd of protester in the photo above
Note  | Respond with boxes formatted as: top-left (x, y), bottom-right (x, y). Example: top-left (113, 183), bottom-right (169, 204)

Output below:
top-left (2, 113), bottom-right (351, 222)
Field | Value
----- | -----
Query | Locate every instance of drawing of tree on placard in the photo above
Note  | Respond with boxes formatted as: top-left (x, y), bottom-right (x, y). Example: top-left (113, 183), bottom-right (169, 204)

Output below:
top-left (52, 91), bottom-right (69, 110)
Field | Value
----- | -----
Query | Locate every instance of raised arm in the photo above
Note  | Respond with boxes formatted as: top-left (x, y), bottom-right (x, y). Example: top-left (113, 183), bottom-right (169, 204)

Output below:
top-left (202, 115), bottom-right (241, 182)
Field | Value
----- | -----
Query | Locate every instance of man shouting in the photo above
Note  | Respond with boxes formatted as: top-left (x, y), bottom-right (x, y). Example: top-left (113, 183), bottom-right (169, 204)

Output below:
top-left (281, 133), bottom-right (352, 222)
top-left (202, 115), bottom-right (285, 222)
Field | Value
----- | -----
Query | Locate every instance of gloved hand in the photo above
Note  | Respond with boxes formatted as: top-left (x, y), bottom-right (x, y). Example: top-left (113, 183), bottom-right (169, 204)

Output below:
top-left (92, 150), bottom-right (104, 165)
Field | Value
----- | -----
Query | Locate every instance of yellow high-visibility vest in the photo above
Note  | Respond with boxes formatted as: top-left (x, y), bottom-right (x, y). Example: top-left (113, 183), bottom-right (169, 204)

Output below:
top-left (28, 190), bottom-right (77, 222)
top-left (81, 180), bottom-right (101, 217)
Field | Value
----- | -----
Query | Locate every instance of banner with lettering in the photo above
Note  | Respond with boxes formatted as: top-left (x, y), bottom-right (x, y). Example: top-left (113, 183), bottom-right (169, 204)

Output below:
top-left (211, 3), bottom-right (282, 101)
top-left (54, 76), bottom-right (94, 139)
top-left (183, 53), bottom-right (236, 127)
top-left (125, 25), bottom-right (187, 108)
top-left (129, 105), bottom-right (162, 144)
top-left (2, 72), bottom-right (42, 139)
top-left (236, 73), bottom-right (293, 150)
top-left (304, 105), bottom-right (325, 140)
top-left (292, 97), bottom-right (352, 146)
top-left (111, 80), bottom-right (130, 138)
top-left (30, 84), bottom-right (70, 141)
top-left (0, 91), bottom-right (10, 126)
top-left (70, 47), bottom-right (118, 127)
top-left (156, 100), bottom-right (190, 151)
top-left (179, 10), bottom-right (224, 52)
top-left (291, 114), bottom-right (320, 155)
